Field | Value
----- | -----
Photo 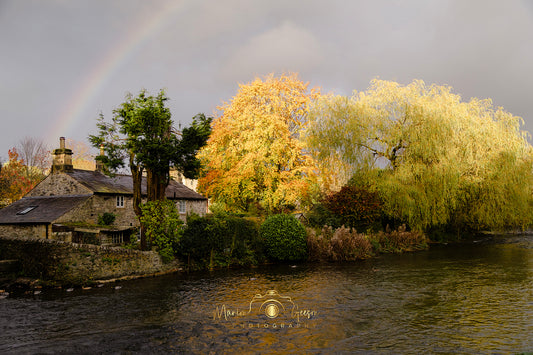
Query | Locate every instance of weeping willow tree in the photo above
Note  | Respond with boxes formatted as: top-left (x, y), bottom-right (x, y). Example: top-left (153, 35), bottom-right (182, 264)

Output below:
top-left (306, 79), bottom-right (533, 232)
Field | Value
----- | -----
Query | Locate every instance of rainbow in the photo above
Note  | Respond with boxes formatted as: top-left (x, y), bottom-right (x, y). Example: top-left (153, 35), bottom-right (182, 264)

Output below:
top-left (46, 1), bottom-right (186, 143)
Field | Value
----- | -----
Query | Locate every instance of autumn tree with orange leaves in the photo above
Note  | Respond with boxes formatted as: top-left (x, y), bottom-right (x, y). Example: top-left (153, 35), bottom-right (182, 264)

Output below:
top-left (0, 148), bottom-right (45, 207)
top-left (198, 73), bottom-right (321, 214)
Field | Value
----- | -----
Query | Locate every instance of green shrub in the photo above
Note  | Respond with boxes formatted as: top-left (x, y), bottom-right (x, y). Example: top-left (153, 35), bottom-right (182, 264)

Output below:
top-left (260, 214), bottom-right (307, 261)
top-left (140, 200), bottom-right (183, 263)
top-left (224, 215), bottom-right (264, 263)
top-left (97, 212), bottom-right (116, 226)
top-left (306, 203), bottom-right (340, 228)
top-left (179, 213), bottom-right (263, 269)
top-left (122, 235), bottom-right (140, 250)
top-left (179, 214), bottom-right (222, 267)
top-left (370, 224), bottom-right (428, 253)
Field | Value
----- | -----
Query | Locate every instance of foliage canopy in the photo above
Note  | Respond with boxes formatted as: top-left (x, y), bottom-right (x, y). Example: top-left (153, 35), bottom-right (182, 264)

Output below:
top-left (140, 200), bottom-right (183, 262)
top-left (0, 148), bottom-right (45, 207)
top-left (89, 89), bottom-right (211, 249)
top-left (198, 73), bottom-right (321, 214)
top-left (322, 185), bottom-right (384, 231)
top-left (306, 79), bottom-right (533, 232)
top-left (178, 213), bottom-right (263, 269)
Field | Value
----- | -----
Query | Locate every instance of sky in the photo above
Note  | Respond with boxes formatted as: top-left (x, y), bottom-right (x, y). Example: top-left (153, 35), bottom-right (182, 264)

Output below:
top-left (1, 0), bottom-right (533, 161)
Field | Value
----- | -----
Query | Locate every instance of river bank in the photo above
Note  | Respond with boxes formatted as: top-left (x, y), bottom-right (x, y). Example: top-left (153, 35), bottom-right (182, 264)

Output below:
top-left (1, 234), bottom-right (532, 354)
top-left (0, 227), bottom-right (504, 292)
top-left (0, 235), bottom-right (180, 291)
top-left (0, 222), bottom-right (430, 291)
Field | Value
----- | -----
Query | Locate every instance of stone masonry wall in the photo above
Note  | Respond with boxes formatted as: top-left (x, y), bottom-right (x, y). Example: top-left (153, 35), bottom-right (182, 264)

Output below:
top-left (0, 235), bottom-right (179, 285)
top-left (102, 195), bottom-right (138, 227)
top-left (56, 195), bottom-right (139, 228)
top-left (55, 197), bottom-right (96, 225)
top-left (0, 224), bottom-right (49, 239)
top-left (175, 199), bottom-right (208, 222)
top-left (27, 173), bottom-right (92, 196)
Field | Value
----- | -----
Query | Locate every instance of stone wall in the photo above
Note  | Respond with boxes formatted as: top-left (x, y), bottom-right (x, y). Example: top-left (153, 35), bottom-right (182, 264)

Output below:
top-left (56, 195), bottom-right (139, 228)
top-left (55, 197), bottom-right (97, 225)
top-left (27, 173), bottom-right (92, 196)
top-left (0, 235), bottom-right (179, 285)
top-left (175, 199), bottom-right (208, 222)
top-left (102, 194), bottom-right (138, 227)
top-left (0, 224), bottom-right (49, 239)
top-left (68, 196), bottom-right (207, 226)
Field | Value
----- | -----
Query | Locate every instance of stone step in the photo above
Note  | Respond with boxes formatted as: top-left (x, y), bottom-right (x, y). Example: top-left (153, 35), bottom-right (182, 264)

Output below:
top-left (0, 260), bottom-right (20, 273)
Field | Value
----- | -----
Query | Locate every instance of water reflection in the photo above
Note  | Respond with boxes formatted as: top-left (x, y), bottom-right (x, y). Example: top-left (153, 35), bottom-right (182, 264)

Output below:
top-left (1, 236), bottom-right (532, 353)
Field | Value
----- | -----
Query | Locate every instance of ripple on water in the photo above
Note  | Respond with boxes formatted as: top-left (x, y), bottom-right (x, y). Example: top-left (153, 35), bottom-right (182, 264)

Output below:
top-left (1, 237), bottom-right (533, 353)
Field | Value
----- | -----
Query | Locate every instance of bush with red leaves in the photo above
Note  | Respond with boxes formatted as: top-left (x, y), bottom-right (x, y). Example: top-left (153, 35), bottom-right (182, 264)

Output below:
top-left (323, 185), bottom-right (383, 231)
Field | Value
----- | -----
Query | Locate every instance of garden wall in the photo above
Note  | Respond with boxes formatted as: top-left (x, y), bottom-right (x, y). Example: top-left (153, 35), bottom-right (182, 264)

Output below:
top-left (0, 235), bottom-right (180, 285)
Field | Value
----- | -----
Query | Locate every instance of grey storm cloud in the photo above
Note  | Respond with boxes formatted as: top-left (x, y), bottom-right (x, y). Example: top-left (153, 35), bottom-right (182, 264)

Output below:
top-left (1, 0), bottom-right (532, 160)
top-left (219, 21), bottom-right (325, 80)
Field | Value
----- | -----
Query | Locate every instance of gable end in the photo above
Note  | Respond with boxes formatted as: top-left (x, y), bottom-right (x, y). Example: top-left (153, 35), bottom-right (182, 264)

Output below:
top-left (26, 173), bottom-right (93, 197)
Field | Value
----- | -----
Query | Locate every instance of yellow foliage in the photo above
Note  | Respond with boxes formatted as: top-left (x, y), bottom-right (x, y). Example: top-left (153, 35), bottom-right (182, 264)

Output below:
top-left (198, 73), bottom-right (321, 213)
top-left (307, 78), bottom-right (533, 231)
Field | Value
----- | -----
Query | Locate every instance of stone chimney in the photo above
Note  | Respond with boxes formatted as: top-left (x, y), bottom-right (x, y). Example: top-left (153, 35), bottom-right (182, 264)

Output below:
top-left (51, 137), bottom-right (73, 173)
top-left (95, 144), bottom-right (105, 173)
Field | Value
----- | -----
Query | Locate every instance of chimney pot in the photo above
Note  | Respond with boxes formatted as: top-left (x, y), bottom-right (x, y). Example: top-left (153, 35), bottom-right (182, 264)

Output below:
top-left (95, 144), bottom-right (106, 173)
top-left (52, 137), bottom-right (73, 173)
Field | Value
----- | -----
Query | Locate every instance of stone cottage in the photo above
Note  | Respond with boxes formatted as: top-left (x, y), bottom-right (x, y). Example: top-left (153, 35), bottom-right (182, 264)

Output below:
top-left (0, 137), bottom-right (208, 245)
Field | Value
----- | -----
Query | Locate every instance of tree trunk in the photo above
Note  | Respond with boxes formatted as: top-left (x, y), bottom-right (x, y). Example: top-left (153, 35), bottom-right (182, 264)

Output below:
top-left (147, 168), bottom-right (169, 202)
top-left (146, 169), bottom-right (154, 202)
top-left (130, 155), bottom-right (146, 250)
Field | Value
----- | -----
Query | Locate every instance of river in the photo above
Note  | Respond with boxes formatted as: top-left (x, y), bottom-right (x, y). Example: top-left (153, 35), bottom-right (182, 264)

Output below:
top-left (1, 235), bottom-right (532, 354)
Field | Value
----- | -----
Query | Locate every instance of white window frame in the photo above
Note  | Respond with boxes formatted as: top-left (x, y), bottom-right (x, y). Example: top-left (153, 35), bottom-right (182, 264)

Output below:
top-left (116, 195), bottom-right (124, 208)
top-left (17, 206), bottom-right (37, 215)
top-left (178, 200), bottom-right (186, 214)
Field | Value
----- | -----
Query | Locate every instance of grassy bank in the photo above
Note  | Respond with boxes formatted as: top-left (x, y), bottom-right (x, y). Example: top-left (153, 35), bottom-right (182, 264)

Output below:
top-left (307, 224), bottom-right (429, 262)
top-left (176, 213), bottom-right (429, 270)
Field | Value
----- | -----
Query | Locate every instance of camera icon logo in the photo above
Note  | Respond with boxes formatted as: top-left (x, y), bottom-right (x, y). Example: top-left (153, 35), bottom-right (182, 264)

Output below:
top-left (264, 302), bottom-right (280, 319)
top-left (249, 290), bottom-right (296, 320)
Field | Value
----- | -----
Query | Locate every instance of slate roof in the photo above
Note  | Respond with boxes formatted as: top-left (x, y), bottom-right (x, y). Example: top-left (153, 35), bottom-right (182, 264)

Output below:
top-left (67, 169), bottom-right (207, 200)
top-left (67, 170), bottom-right (132, 194)
top-left (165, 179), bottom-right (207, 200)
top-left (0, 195), bottom-right (91, 224)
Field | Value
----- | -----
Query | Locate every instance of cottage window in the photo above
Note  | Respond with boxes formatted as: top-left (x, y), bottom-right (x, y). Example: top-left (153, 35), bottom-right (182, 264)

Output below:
top-left (112, 232), bottom-right (123, 244)
top-left (178, 200), bottom-right (186, 214)
top-left (116, 196), bottom-right (124, 208)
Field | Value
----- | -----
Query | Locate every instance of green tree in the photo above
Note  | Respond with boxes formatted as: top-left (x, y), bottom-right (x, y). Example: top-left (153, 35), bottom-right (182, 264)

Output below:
top-left (140, 200), bottom-right (183, 262)
top-left (174, 113), bottom-right (213, 179)
top-left (89, 89), bottom-right (211, 249)
top-left (307, 79), bottom-right (533, 232)
top-left (198, 73), bottom-right (321, 214)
